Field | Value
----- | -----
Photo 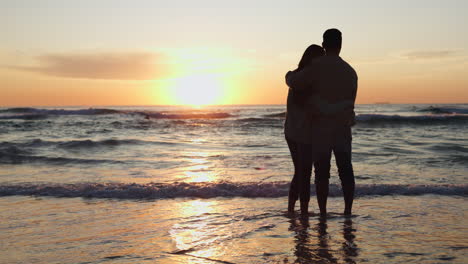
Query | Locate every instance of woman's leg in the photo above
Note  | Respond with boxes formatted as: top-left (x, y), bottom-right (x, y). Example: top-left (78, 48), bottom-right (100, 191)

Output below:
top-left (296, 142), bottom-right (314, 216)
top-left (286, 137), bottom-right (300, 212)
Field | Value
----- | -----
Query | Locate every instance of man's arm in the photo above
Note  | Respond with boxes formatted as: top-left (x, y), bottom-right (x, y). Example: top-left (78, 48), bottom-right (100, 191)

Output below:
top-left (350, 69), bottom-right (358, 103)
top-left (310, 97), bottom-right (354, 115)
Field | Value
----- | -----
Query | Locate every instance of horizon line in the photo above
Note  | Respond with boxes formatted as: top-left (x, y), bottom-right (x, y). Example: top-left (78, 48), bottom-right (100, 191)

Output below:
top-left (1, 102), bottom-right (468, 108)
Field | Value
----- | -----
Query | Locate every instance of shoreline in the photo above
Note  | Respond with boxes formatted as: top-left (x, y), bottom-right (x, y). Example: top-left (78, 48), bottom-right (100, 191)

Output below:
top-left (1, 195), bottom-right (466, 263)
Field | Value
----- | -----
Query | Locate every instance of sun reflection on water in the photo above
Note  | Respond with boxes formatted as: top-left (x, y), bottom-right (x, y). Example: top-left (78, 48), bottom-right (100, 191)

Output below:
top-left (170, 199), bottom-right (223, 262)
top-left (181, 151), bottom-right (222, 183)
top-left (168, 149), bottom-right (228, 261)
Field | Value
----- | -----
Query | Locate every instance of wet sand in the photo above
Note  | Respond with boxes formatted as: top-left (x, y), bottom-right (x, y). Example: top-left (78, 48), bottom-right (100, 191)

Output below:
top-left (1, 195), bottom-right (467, 263)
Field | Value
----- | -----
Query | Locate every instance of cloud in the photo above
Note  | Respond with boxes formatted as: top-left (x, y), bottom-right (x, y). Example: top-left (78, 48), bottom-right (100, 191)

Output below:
top-left (11, 52), bottom-right (170, 80)
top-left (401, 50), bottom-right (460, 60)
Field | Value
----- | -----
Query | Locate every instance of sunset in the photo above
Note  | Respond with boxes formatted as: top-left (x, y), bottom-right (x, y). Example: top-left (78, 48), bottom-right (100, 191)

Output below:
top-left (1, 1), bottom-right (467, 264)
top-left (2, 1), bottom-right (467, 106)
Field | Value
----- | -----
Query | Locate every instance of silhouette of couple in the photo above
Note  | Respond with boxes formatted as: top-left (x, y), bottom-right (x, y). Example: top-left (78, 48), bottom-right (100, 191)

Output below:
top-left (285, 28), bottom-right (357, 217)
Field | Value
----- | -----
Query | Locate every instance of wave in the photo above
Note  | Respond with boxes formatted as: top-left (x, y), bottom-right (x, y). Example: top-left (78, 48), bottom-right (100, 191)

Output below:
top-left (237, 117), bottom-right (281, 123)
top-left (0, 154), bottom-right (122, 165)
top-left (0, 182), bottom-right (465, 199)
top-left (0, 107), bottom-right (233, 120)
top-left (0, 107), bottom-right (120, 116)
top-left (0, 107), bottom-right (40, 113)
top-left (0, 146), bottom-right (123, 165)
top-left (144, 112), bottom-right (232, 119)
top-left (264, 112), bottom-right (286, 118)
top-left (259, 111), bottom-right (468, 124)
top-left (355, 114), bottom-right (468, 124)
top-left (2, 107), bottom-right (467, 124)
top-left (244, 114), bottom-right (468, 127)
top-left (56, 139), bottom-right (144, 149)
top-left (417, 106), bottom-right (468, 115)
top-left (0, 114), bottom-right (50, 120)
top-left (0, 138), bottom-right (147, 149)
top-left (263, 106), bottom-right (468, 120)
top-left (0, 138), bottom-right (178, 164)
top-left (427, 143), bottom-right (468, 153)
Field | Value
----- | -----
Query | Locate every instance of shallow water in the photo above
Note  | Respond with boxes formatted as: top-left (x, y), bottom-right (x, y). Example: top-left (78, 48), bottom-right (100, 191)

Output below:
top-left (1, 195), bottom-right (467, 264)
top-left (1, 104), bottom-right (467, 188)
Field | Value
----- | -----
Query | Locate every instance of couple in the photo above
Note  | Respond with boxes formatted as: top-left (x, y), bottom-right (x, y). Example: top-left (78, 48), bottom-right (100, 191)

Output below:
top-left (284, 28), bottom-right (357, 217)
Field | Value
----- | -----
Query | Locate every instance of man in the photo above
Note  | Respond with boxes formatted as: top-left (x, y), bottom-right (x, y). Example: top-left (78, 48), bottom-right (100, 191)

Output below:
top-left (286, 28), bottom-right (358, 216)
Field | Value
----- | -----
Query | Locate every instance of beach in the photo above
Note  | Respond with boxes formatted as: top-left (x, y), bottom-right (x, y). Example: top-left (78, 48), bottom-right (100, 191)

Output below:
top-left (1, 195), bottom-right (467, 263)
top-left (1, 104), bottom-right (467, 263)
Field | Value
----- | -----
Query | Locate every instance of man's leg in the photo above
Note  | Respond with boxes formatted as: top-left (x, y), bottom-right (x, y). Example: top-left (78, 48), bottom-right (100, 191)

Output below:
top-left (334, 126), bottom-right (355, 215)
top-left (314, 148), bottom-right (332, 217)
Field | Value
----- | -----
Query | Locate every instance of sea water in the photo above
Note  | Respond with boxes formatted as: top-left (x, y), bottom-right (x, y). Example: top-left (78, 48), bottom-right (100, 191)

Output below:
top-left (0, 104), bottom-right (467, 263)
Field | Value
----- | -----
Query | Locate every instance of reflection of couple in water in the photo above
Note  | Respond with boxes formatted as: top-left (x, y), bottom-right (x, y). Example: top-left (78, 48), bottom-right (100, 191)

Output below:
top-left (289, 217), bottom-right (358, 263)
top-left (285, 28), bottom-right (357, 217)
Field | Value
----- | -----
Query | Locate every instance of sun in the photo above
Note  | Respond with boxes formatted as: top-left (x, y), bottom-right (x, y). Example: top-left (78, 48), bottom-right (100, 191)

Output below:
top-left (169, 74), bottom-right (224, 107)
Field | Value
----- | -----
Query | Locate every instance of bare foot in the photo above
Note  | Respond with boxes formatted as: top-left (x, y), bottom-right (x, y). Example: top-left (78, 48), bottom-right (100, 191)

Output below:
top-left (288, 191), bottom-right (298, 213)
top-left (285, 210), bottom-right (296, 218)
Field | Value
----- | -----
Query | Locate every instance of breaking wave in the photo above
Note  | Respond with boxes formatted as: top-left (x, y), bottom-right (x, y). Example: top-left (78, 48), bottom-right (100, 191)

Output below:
top-left (0, 182), bottom-right (465, 199)
top-left (0, 107), bottom-right (233, 120)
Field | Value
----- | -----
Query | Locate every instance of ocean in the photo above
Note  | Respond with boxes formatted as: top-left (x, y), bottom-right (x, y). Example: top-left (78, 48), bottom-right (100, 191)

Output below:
top-left (1, 104), bottom-right (467, 263)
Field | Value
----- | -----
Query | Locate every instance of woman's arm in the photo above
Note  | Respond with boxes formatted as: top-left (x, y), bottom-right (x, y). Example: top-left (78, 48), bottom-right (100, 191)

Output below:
top-left (285, 69), bottom-right (298, 88)
top-left (285, 65), bottom-right (318, 92)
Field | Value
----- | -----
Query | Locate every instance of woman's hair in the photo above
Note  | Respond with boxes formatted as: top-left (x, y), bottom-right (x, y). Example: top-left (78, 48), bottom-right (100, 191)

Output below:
top-left (297, 44), bottom-right (325, 70)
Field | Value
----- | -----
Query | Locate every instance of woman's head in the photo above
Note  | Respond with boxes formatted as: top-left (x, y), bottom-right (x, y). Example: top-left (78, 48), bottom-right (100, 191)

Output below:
top-left (298, 44), bottom-right (324, 70)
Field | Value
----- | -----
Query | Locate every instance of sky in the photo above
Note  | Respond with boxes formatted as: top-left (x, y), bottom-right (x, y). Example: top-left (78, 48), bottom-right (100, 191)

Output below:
top-left (1, 0), bottom-right (467, 106)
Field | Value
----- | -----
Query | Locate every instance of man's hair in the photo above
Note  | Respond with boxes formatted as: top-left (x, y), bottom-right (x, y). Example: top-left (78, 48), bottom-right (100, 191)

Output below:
top-left (323, 28), bottom-right (342, 49)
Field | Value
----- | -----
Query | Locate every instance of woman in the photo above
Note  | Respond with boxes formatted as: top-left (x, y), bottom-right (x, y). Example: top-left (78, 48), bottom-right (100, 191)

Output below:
top-left (285, 45), bottom-right (352, 216)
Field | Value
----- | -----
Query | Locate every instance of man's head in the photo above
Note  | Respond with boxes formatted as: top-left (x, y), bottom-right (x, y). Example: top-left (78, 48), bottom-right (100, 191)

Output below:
top-left (322, 28), bottom-right (342, 55)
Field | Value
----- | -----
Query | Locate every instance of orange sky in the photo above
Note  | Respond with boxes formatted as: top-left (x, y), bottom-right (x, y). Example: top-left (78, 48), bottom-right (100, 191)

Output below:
top-left (1, 1), bottom-right (467, 106)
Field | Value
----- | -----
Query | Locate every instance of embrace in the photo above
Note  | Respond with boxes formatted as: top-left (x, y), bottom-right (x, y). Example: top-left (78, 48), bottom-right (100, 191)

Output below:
top-left (284, 28), bottom-right (357, 217)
